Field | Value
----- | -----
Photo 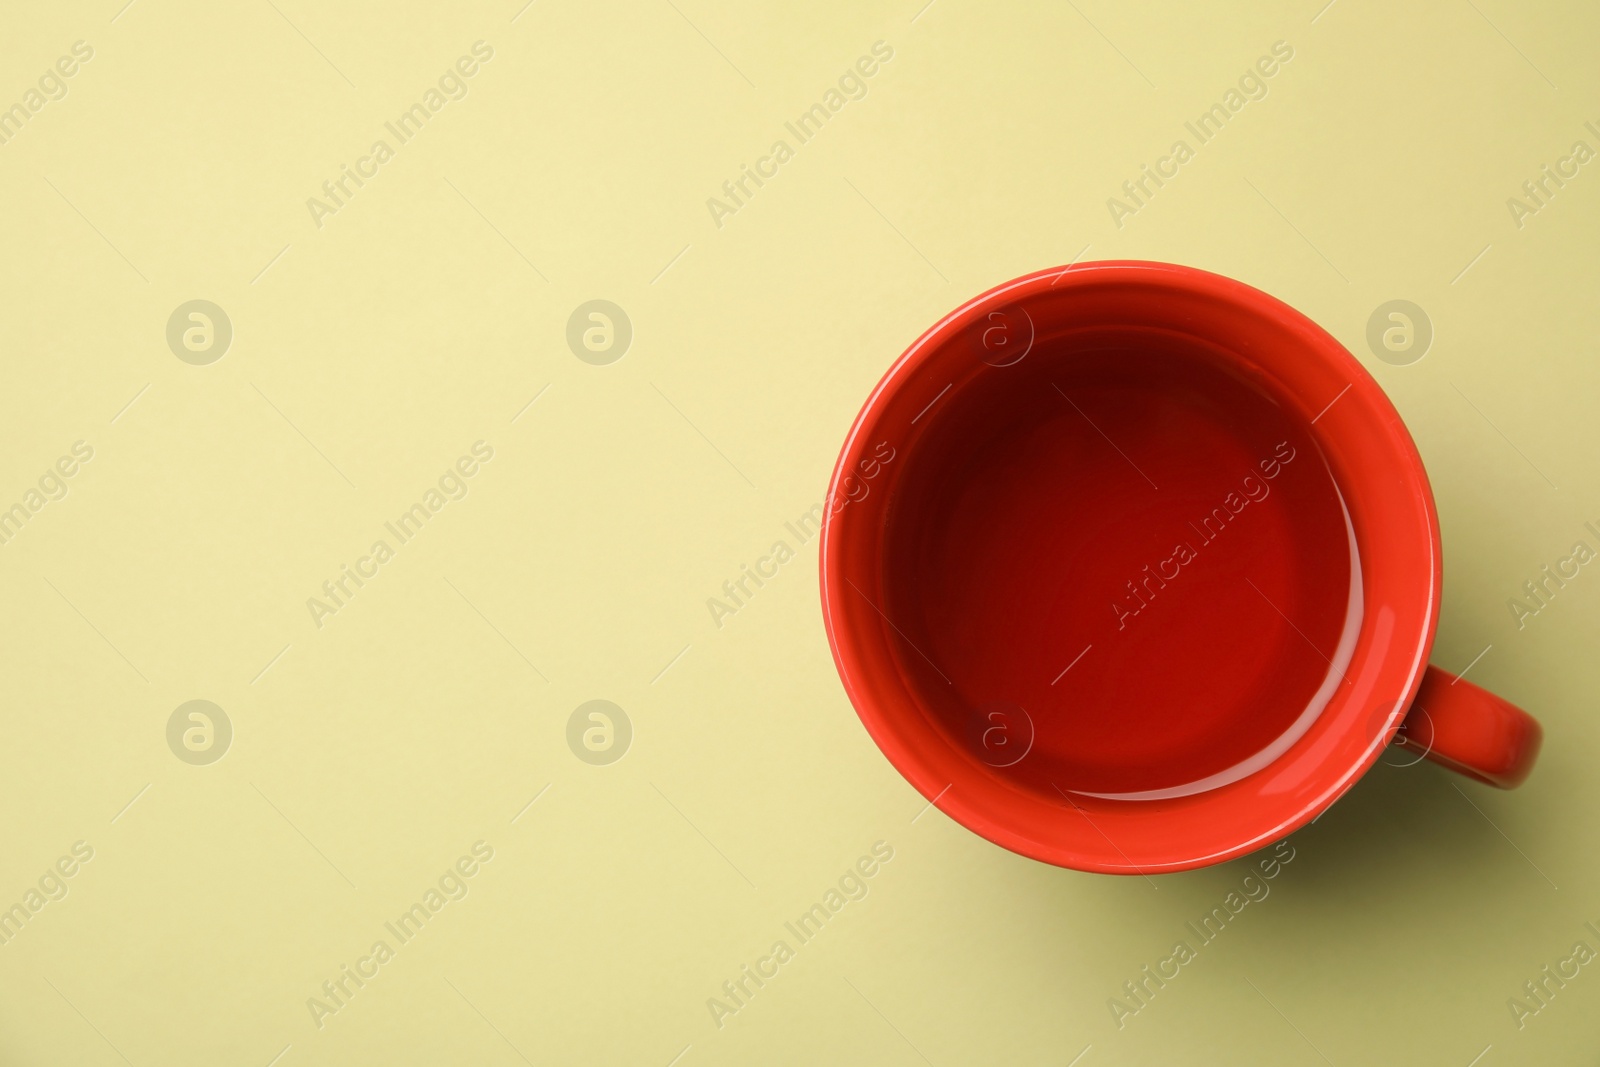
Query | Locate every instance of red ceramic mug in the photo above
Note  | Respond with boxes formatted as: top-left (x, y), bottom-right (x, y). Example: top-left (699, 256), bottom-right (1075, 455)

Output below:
top-left (820, 261), bottom-right (1542, 874)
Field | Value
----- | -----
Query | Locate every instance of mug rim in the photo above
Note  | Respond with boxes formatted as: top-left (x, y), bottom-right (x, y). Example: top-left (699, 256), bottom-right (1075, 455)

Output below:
top-left (819, 260), bottom-right (1442, 873)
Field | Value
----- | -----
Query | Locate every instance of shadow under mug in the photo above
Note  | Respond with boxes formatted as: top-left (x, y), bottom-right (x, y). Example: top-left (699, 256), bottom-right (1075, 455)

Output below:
top-left (820, 261), bottom-right (1542, 874)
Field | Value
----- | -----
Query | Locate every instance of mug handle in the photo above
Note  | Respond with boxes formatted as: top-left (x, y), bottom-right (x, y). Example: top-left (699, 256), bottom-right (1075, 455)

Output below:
top-left (1394, 666), bottom-right (1543, 788)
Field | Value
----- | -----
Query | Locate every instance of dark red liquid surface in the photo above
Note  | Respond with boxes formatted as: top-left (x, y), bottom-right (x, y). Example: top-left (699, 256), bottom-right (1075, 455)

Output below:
top-left (884, 331), bottom-right (1357, 799)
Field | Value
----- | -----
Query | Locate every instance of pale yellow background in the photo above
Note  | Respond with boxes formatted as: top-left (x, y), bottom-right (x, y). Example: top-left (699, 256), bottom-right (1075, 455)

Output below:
top-left (0, 0), bottom-right (1596, 1063)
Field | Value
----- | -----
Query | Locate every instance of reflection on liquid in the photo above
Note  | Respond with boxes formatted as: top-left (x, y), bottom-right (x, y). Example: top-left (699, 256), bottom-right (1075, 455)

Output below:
top-left (1068, 487), bottom-right (1363, 801)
